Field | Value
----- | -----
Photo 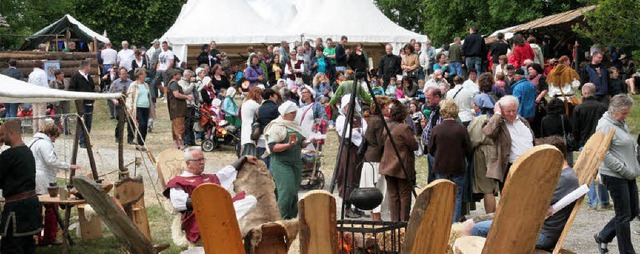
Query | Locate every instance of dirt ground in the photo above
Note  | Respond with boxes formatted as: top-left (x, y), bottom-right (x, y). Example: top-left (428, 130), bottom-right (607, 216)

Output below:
top-left (38, 100), bottom-right (640, 253)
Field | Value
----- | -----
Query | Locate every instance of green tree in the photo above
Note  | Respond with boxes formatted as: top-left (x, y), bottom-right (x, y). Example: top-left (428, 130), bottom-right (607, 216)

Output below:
top-left (376, 0), bottom-right (586, 46)
top-left (73, 0), bottom-right (187, 49)
top-left (421, 0), bottom-right (492, 46)
top-left (575, 0), bottom-right (640, 47)
top-left (375, 0), bottom-right (425, 33)
top-left (0, 0), bottom-right (75, 49)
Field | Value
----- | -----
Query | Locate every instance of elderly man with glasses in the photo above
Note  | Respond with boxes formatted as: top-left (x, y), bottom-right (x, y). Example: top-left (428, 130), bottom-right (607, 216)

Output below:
top-left (163, 147), bottom-right (258, 244)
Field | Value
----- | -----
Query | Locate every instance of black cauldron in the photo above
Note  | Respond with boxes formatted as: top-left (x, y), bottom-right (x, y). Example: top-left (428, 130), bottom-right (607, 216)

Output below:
top-left (349, 187), bottom-right (383, 210)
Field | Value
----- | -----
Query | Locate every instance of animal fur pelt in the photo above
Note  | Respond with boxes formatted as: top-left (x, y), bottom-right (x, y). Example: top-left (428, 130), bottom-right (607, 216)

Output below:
top-left (233, 160), bottom-right (281, 236)
top-left (245, 219), bottom-right (299, 254)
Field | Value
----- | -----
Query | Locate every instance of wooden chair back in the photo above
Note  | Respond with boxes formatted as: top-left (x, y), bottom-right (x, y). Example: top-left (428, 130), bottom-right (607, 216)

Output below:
top-left (550, 130), bottom-right (614, 254)
top-left (402, 179), bottom-right (457, 254)
top-left (192, 183), bottom-right (245, 254)
top-left (482, 145), bottom-right (565, 253)
top-left (155, 148), bottom-right (186, 188)
top-left (298, 190), bottom-right (338, 254)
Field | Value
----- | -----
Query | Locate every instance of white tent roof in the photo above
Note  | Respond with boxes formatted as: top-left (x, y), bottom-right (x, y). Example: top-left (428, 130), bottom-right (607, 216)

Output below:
top-left (0, 74), bottom-right (121, 103)
top-left (287, 0), bottom-right (428, 44)
top-left (161, 0), bottom-right (286, 45)
top-left (161, 0), bottom-right (429, 62)
top-left (64, 15), bottom-right (110, 43)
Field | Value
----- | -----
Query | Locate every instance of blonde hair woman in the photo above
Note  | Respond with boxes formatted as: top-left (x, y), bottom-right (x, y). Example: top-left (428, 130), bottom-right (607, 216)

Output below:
top-left (428, 99), bottom-right (472, 222)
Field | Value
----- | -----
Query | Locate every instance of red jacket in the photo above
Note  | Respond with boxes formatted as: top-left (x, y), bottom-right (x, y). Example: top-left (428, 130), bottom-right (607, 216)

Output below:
top-left (511, 43), bottom-right (535, 68)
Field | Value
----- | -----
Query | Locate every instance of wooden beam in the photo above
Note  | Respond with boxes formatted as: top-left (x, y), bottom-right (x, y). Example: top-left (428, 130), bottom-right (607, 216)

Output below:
top-left (74, 176), bottom-right (156, 254)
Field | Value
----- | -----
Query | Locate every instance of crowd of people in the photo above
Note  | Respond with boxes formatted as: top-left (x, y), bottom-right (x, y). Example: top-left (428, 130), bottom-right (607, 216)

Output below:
top-left (1, 27), bottom-right (640, 252)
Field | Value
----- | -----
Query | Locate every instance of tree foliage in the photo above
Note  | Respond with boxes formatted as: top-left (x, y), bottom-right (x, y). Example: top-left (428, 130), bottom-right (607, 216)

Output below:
top-left (0, 0), bottom-right (75, 49)
top-left (375, 0), bottom-right (426, 34)
top-left (377, 0), bottom-right (586, 46)
top-left (0, 0), bottom-right (186, 50)
top-left (74, 0), bottom-right (186, 48)
top-left (575, 0), bottom-right (640, 47)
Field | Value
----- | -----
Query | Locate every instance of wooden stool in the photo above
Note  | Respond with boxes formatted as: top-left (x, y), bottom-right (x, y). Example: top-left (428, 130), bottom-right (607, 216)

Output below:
top-left (77, 204), bottom-right (102, 240)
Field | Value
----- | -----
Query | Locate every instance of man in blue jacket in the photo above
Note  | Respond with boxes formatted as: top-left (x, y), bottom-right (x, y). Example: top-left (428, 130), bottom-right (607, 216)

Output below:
top-left (510, 68), bottom-right (536, 121)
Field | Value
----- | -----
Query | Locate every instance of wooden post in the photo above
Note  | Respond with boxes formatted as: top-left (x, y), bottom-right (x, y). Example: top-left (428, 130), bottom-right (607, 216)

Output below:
top-left (116, 99), bottom-right (128, 179)
top-left (74, 100), bottom-right (99, 180)
top-left (115, 177), bottom-right (152, 241)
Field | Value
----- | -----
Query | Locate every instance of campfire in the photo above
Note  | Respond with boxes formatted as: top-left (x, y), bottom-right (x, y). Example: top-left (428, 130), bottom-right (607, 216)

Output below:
top-left (337, 220), bottom-right (406, 253)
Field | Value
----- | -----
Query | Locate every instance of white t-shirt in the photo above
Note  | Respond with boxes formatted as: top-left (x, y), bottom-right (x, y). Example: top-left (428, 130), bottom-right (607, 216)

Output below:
top-left (462, 80), bottom-right (480, 95)
top-left (117, 49), bottom-right (135, 71)
top-left (505, 117), bottom-right (533, 163)
top-left (445, 85), bottom-right (475, 123)
top-left (157, 50), bottom-right (174, 71)
top-left (101, 48), bottom-right (118, 65)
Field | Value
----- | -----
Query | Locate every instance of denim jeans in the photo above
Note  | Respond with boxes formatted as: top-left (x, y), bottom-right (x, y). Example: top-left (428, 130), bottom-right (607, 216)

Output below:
top-left (450, 62), bottom-right (463, 77)
top-left (107, 99), bottom-right (117, 118)
top-left (103, 64), bottom-right (113, 75)
top-left (150, 70), bottom-right (165, 100)
top-left (598, 175), bottom-right (639, 254)
top-left (435, 173), bottom-right (465, 223)
top-left (4, 103), bottom-right (18, 118)
top-left (465, 56), bottom-right (482, 73)
top-left (472, 220), bottom-right (556, 250)
top-left (184, 107), bottom-right (196, 145)
top-left (79, 104), bottom-right (93, 146)
top-left (136, 107), bottom-right (150, 145)
top-left (588, 182), bottom-right (610, 208)
top-left (427, 154), bottom-right (436, 183)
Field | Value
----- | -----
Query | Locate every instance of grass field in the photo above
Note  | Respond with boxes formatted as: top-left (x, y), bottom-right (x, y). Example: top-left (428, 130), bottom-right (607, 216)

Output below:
top-left (34, 94), bottom-right (640, 253)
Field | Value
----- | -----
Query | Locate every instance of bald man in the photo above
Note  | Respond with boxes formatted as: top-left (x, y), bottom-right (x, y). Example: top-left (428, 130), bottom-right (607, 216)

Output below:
top-left (0, 120), bottom-right (42, 253)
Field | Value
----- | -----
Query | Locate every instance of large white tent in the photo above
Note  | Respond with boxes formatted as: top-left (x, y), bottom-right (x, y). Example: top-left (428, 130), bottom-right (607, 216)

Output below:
top-left (161, 0), bottom-right (288, 63)
top-left (287, 0), bottom-right (428, 48)
top-left (161, 0), bottom-right (429, 62)
top-left (0, 74), bottom-right (121, 103)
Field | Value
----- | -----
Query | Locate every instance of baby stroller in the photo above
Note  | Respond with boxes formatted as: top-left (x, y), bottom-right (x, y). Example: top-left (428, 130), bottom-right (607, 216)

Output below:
top-left (300, 148), bottom-right (325, 190)
top-left (199, 104), bottom-right (241, 157)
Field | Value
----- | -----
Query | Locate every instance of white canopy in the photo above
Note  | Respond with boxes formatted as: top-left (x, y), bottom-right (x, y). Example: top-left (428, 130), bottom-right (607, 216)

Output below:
top-left (0, 74), bottom-right (122, 103)
top-left (287, 0), bottom-right (428, 45)
top-left (161, 0), bottom-right (429, 62)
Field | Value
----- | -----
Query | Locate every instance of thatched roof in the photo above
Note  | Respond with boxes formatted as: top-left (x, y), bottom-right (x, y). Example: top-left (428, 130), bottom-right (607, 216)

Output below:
top-left (509, 5), bottom-right (596, 33)
top-left (0, 14), bottom-right (8, 28)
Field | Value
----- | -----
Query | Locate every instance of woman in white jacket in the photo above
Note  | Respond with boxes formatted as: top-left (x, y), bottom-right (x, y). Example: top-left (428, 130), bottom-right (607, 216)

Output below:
top-left (29, 122), bottom-right (80, 245)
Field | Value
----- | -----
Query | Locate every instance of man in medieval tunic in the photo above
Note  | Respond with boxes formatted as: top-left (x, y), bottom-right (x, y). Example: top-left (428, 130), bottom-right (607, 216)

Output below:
top-left (163, 147), bottom-right (258, 244)
top-left (0, 120), bottom-right (43, 253)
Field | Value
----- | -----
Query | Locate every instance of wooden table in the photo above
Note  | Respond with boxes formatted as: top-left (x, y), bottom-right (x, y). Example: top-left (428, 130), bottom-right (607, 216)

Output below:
top-left (37, 194), bottom-right (86, 254)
